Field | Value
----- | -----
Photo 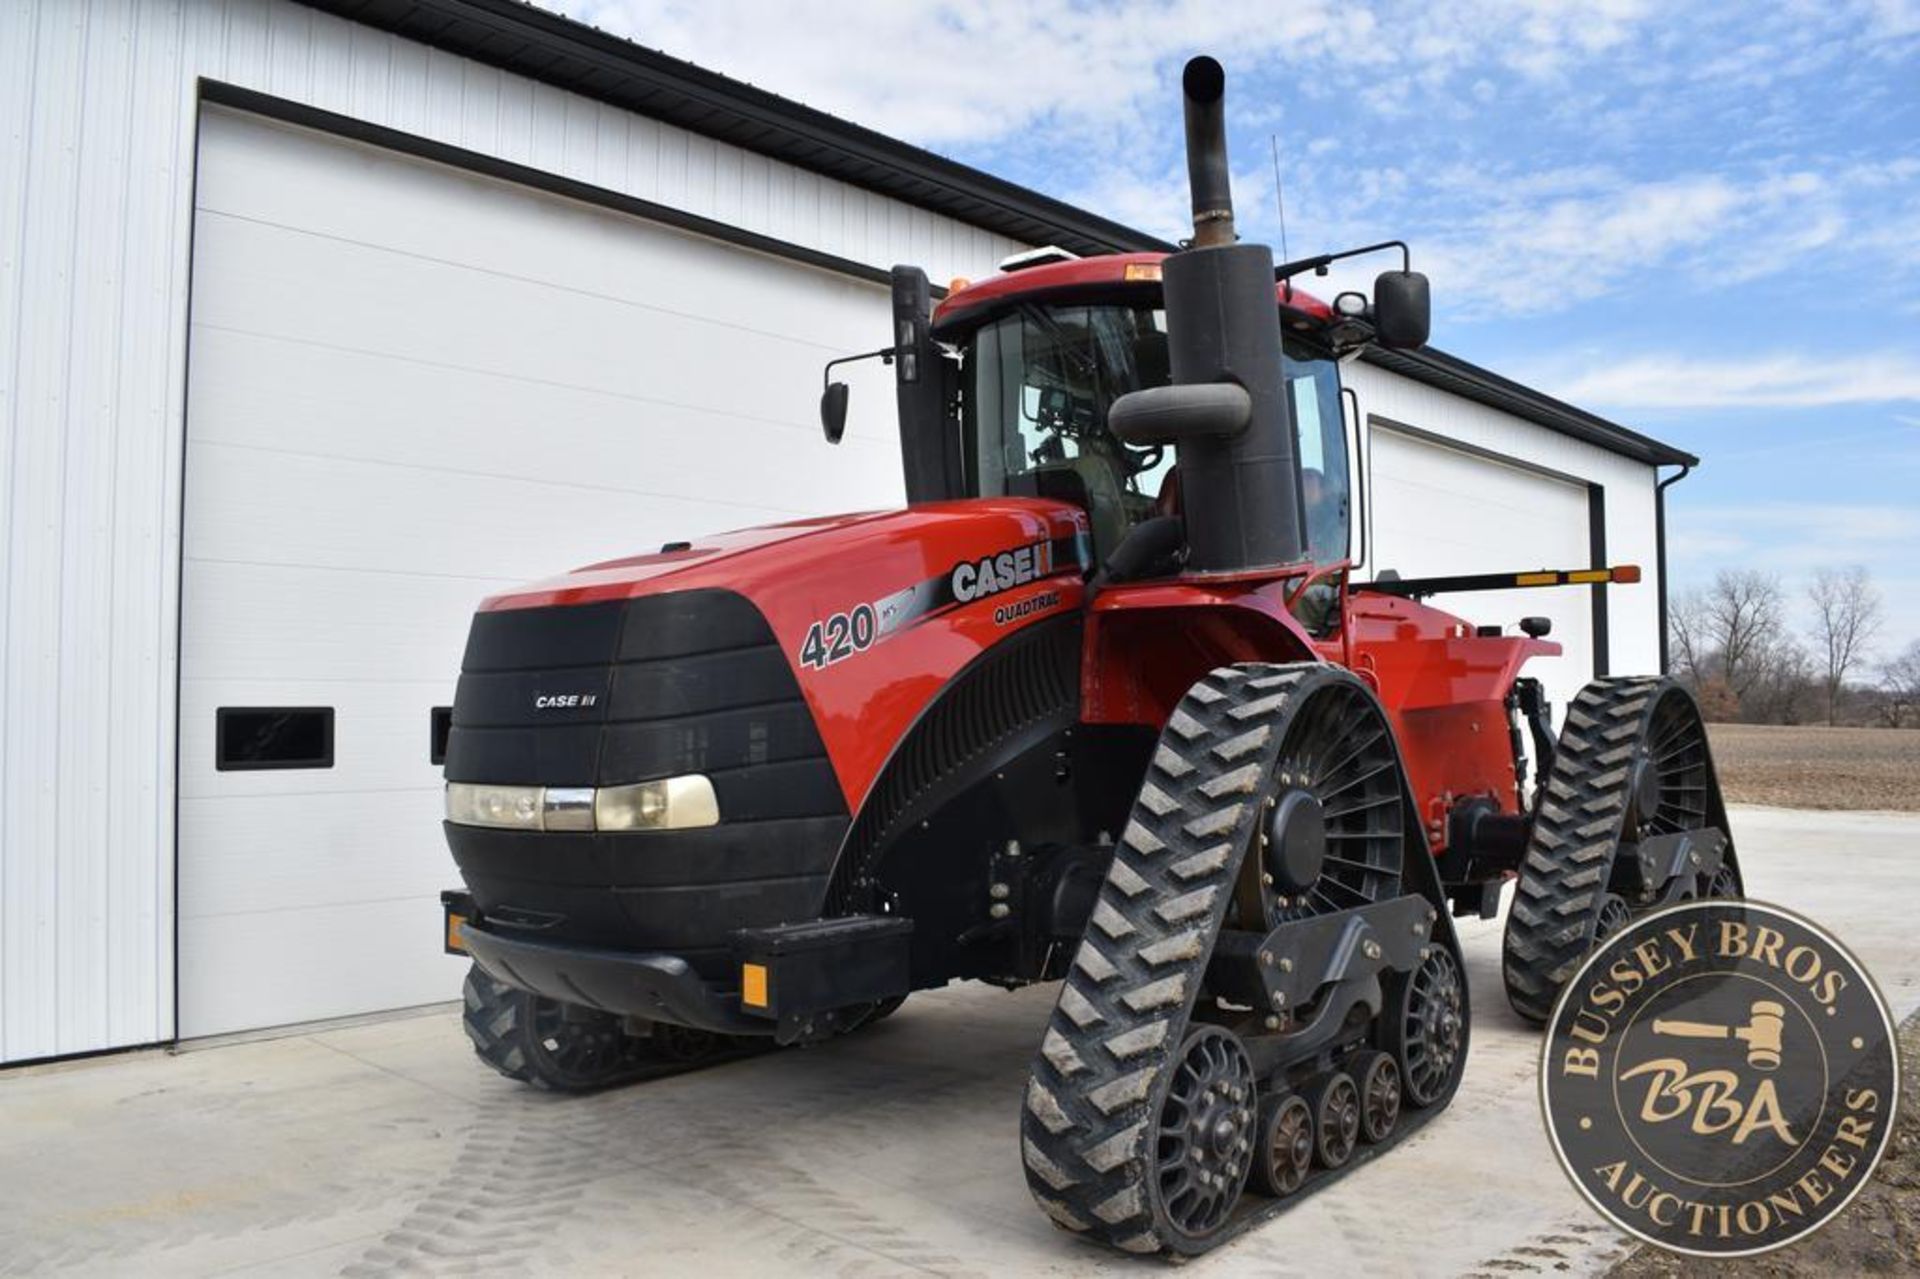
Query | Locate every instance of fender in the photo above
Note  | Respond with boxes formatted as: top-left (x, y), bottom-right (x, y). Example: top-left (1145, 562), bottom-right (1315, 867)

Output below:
top-left (1082, 579), bottom-right (1317, 726)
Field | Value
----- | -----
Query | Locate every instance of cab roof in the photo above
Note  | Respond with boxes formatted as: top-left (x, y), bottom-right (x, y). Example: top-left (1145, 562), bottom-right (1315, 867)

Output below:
top-left (931, 251), bottom-right (1336, 334)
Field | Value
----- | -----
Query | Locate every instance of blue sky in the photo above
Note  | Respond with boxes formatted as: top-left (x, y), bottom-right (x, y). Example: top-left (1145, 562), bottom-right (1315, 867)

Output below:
top-left (559, 1), bottom-right (1920, 655)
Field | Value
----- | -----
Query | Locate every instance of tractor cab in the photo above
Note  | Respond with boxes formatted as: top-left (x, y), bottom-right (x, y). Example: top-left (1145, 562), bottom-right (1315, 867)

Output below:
top-left (823, 247), bottom-right (1417, 576)
top-left (930, 257), bottom-right (1355, 569)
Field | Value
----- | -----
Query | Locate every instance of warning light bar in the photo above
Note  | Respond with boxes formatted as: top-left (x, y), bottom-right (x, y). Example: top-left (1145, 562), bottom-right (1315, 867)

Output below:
top-left (1358, 565), bottom-right (1643, 600)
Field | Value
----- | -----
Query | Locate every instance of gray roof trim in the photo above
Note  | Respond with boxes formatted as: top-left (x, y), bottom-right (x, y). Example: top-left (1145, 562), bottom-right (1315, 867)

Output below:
top-left (304, 0), bottom-right (1696, 471)
top-left (301, 0), bottom-right (1160, 259)
top-left (1359, 346), bottom-right (1696, 468)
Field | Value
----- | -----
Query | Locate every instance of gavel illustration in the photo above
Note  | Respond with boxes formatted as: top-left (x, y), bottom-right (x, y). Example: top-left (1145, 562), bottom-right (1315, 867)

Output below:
top-left (1651, 1000), bottom-right (1786, 1071)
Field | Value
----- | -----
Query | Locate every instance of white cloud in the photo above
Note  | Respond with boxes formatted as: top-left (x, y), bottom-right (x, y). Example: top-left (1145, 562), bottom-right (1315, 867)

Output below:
top-left (553, 0), bottom-right (1376, 146)
top-left (544, 1), bottom-right (1920, 326)
top-left (1866, 0), bottom-right (1920, 39)
top-left (1397, 163), bottom-right (1893, 318)
top-left (1530, 352), bottom-right (1920, 410)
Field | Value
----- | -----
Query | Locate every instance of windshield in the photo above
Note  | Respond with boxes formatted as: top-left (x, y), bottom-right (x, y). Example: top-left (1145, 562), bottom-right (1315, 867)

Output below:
top-left (959, 304), bottom-right (1350, 563)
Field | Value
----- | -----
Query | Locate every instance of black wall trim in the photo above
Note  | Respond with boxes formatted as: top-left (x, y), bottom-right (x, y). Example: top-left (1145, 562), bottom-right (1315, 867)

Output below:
top-left (1654, 464), bottom-right (1692, 675)
top-left (1367, 415), bottom-right (1612, 677)
top-left (1587, 484), bottom-right (1610, 676)
top-left (199, 81), bottom-right (895, 291)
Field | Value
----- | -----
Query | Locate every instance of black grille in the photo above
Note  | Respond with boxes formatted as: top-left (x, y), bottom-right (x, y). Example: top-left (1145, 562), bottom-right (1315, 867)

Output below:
top-left (825, 617), bottom-right (1080, 914)
top-left (444, 589), bottom-right (842, 815)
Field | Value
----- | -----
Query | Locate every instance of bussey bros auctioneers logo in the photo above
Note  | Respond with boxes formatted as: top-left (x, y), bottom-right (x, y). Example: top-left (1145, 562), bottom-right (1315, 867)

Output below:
top-left (1540, 900), bottom-right (1899, 1258)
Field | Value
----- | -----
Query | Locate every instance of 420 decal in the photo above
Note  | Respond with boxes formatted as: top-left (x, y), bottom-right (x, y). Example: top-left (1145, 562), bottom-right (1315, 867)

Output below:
top-left (796, 537), bottom-right (1078, 672)
top-left (797, 603), bottom-right (879, 671)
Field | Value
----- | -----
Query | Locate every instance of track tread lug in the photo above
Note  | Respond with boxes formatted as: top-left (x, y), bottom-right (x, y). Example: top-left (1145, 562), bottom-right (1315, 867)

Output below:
top-left (1502, 677), bottom-right (1732, 1022)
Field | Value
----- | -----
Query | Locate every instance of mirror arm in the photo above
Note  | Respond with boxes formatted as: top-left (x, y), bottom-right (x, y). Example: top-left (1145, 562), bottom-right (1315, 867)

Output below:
top-left (820, 343), bottom-right (900, 392)
top-left (1273, 239), bottom-right (1410, 282)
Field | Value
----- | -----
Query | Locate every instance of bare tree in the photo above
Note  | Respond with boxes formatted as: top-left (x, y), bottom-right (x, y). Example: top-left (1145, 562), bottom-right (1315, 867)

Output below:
top-left (1745, 636), bottom-right (1817, 725)
top-left (1699, 570), bottom-right (1786, 702)
top-left (1668, 588), bottom-right (1709, 687)
top-left (1883, 640), bottom-right (1920, 728)
top-left (1807, 566), bottom-right (1883, 725)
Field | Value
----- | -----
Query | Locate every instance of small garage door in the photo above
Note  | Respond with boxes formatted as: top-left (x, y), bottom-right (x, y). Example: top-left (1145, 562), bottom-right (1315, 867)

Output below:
top-left (177, 108), bottom-right (903, 1038)
top-left (1367, 424), bottom-right (1596, 718)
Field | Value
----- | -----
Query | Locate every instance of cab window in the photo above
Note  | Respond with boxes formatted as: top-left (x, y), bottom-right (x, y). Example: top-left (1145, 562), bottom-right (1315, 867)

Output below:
top-left (1284, 346), bottom-right (1350, 564)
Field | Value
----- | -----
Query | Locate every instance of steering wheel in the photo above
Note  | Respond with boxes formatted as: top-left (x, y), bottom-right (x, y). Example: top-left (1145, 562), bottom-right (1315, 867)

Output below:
top-left (1123, 442), bottom-right (1165, 475)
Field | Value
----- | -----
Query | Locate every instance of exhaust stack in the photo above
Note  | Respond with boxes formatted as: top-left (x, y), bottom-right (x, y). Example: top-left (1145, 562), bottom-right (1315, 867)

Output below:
top-left (1181, 56), bottom-right (1236, 248)
top-left (1161, 56), bottom-right (1305, 571)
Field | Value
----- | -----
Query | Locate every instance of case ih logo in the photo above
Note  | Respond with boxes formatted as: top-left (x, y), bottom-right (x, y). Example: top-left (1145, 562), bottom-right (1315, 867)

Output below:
top-left (1541, 901), bottom-right (1899, 1258)
top-left (533, 692), bottom-right (597, 710)
top-left (951, 539), bottom-right (1052, 603)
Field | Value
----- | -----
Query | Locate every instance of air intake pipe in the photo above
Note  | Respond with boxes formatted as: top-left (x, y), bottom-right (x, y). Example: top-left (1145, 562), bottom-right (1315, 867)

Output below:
top-left (1150, 57), bottom-right (1305, 571)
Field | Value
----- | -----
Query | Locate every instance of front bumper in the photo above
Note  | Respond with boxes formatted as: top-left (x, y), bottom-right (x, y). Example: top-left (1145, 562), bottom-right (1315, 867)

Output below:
top-left (458, 915), bottom-right (767, 1035)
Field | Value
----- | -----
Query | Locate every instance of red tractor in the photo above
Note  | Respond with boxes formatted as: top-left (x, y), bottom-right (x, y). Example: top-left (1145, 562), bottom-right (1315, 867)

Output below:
top-left (438, 58), bottom-right (1738, 1255)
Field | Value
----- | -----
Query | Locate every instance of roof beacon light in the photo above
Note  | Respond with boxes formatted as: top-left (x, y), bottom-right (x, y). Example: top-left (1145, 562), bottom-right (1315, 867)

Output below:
top-left (998, 246), bottom-right (1080, 273)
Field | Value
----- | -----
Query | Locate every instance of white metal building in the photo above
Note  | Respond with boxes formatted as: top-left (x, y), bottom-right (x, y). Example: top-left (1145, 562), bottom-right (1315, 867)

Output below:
top-left (0, 0), bottom-right (1696, 1064)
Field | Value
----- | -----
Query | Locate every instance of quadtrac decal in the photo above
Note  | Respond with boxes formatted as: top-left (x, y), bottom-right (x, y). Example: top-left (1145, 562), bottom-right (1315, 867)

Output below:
top-left (796, 534), bottom-right (1084, 671)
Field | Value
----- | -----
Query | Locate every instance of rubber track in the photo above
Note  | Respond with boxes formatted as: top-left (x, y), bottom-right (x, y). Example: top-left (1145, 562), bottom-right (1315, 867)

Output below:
top-left (1501, 676), bottom-right (1685, 1024)
top-left (1019, 662), bottom-right (1335, 1255)
top-left (462, 965), bottom-right (765, 1090)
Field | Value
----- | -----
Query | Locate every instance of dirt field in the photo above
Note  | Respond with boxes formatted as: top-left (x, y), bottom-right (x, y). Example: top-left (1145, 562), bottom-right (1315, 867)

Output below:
top-left (1609, 1011), bottom-right (1919, 1278)
top-left (1707, 724), bottom-right (1920, 812)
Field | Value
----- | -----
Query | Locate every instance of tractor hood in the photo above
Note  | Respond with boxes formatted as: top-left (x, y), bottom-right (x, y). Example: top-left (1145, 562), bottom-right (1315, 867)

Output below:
top-left (460, 498), bottom-right (1092, 813)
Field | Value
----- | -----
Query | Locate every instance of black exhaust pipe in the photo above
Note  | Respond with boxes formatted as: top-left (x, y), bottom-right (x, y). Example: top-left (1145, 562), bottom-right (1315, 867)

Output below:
top-left (1181, 56), bottom-right (1235, 248)
top-left (1161, 56), bottom-right (1305, 571)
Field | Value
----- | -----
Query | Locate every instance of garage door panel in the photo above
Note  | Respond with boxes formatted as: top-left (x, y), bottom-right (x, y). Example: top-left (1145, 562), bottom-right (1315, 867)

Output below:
top-left (177, 790), bottom-right (447, 918)
top-left (189, 216), bottom-right (863, 429)
top-left (197, 109), bottom-right (881, 340)
top-left (178, 898), bottom-right (463, 1040)
top-left (184, 442), bottom-right (796, 582)
top-left (1370, 427), bottom-right (1593, 719)
top-left (180, 109), bottom-right (905, 1038)
top-left (183, 325), bottom-right (903, 501)
top-left (180, 561), bottom-right (497, 687)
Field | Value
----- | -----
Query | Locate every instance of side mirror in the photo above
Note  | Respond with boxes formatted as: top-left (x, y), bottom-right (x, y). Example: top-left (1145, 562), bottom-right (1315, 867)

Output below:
top-left (1372, 270), bottom-right (1430, 350)
top-left (820, 381), bottom-right (849, 444)
top-left (1108, 382), bottom-right (1252, 446)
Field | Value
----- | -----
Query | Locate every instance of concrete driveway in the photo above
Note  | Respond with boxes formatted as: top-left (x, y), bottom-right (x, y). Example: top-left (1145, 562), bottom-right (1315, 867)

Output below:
top-left (4, 806), bottom-right (1915, 1278)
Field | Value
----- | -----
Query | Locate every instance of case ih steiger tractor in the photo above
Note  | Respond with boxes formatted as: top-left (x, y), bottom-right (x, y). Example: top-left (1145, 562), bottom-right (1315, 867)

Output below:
top-left (437, 58), bottom-right (1739, 1255)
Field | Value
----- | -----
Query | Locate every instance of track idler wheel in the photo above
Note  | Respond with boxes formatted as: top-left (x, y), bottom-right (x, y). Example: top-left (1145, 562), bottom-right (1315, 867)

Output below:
top-left (1306, 1071), bottom-right (1360, 1169)
top-left (1252, 1093), bottom-right (1314, 1197)
top-left (1388, 942), bottom-right (1467, 1108)
top-left (1502, 677), bottom-right (1743, 1024)
top-left (1352, 1050), bottom-right (1402, 1144)
top-left (1151, 1026), bottom-right (1257, 1239)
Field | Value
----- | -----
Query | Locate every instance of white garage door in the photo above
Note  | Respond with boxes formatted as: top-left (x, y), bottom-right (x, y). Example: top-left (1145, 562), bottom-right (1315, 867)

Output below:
top-left (178, 108), bottom-right (904, 1038)
top-left (1367, 424), bottom-right (1595, 718)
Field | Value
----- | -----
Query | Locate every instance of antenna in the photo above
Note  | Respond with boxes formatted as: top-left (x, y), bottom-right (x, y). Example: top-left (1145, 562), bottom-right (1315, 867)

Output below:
top-left (1269, 133), bottom-right (1290, 264)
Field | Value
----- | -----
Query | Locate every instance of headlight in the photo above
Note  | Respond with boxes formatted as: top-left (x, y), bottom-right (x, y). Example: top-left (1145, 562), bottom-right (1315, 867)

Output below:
top-left (445, 776), bottom-right (718, 832)
top-left (446, 783), bottom-right (543, 830)
top-left (595, 776), bottom-right (720, 831)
